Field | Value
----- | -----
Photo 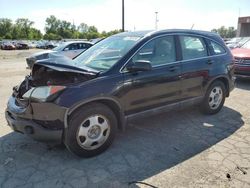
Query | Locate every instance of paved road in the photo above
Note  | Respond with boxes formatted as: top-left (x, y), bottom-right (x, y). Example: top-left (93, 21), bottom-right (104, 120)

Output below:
top-left (0, 50), bottom-right (250, 187)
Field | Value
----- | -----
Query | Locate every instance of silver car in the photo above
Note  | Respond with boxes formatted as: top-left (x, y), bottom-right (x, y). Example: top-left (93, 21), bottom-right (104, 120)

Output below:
top-left (26, 41), bottom-right (93, 68)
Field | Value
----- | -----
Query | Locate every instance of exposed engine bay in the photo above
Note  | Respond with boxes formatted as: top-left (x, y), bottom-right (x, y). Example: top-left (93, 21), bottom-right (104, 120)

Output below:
top-left (13, 62), bottom-right (98, 101)
top-left (31, 64), bottom-right (94, 86)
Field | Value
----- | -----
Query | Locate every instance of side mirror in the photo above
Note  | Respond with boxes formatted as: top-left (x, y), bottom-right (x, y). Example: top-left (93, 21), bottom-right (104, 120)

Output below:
top-left (126, 60), bottom-right (152, 72)
top-left (64, 47), bottom-right (69, 51)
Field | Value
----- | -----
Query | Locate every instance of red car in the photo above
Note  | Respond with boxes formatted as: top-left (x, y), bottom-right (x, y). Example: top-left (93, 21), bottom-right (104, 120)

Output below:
top-left (231, 39), bottom-right (250, 78)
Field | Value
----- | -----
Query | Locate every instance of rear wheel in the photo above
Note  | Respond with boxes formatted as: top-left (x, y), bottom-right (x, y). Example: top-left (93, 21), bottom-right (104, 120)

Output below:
top-left (64, 103), bottom-right (117, 157)
top-left (200, 81), bottom-right (226, 114)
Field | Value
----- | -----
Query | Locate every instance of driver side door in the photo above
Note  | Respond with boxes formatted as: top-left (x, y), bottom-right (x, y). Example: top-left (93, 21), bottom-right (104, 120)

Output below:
top-left (121, 35), bottom-right (182, 115)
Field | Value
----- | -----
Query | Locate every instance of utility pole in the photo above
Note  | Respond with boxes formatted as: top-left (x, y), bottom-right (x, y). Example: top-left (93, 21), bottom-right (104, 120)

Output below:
top-left (122, 0), bottom-right (125, 31)
top-left (155, 12), bottom-right (159, 30)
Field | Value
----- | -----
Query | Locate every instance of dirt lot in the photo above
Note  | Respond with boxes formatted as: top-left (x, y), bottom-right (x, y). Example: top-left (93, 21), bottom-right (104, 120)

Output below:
top-left (0, 49), bottom-right (250, 188)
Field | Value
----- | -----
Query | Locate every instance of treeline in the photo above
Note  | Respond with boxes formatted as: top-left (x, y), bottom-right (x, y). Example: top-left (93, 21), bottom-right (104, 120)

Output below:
top-left (211, 26), bottom-right (236, 38)
top-left (0, 18), bottom-right (42, 40)
top-left (0, 15), bottom-right (122, 40)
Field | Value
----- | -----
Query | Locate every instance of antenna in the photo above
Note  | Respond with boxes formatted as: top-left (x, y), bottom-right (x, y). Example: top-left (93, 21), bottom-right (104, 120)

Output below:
top-left (155, 12), bottom-right (159, 30)
top-left (191, 24), bottom-right (194, 30)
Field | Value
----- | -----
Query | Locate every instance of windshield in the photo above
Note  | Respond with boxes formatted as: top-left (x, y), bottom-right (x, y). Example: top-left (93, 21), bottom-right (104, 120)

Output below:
top-left (73, 35), bottom-right (141, 71)
top-left (241, 40), bottom-right (250, 49)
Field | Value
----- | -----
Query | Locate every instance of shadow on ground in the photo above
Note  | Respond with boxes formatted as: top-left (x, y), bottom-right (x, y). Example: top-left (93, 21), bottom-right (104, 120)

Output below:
top-left (0, 106), bottom-right (244, 188)
top-left (236, 78), bottom-right (250, 90)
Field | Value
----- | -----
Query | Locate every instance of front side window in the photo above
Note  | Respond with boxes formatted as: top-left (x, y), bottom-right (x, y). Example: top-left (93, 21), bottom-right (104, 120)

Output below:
top-left (74, 36), bottom-right (141, 71)
top-left (132, 35), bottom-right (176, 67)
top-left (180, 36), bottom-right (207, 60)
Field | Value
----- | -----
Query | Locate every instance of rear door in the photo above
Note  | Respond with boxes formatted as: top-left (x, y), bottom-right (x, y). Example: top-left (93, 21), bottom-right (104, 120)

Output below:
top-left (178, 35), bottom-right (211, 100)
top-left (122, 35), bottom-right (182, 115)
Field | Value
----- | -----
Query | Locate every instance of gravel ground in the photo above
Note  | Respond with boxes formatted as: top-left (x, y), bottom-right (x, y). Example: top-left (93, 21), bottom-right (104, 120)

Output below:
top-left (0, 49), bottom-right (250, 188)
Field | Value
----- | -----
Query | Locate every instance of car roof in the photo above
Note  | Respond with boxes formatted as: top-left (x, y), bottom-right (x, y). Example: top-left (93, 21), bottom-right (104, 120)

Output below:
top-left (114, 29), bottom-right (221, 41)
top-left (114, 30), bottom-right (153, 37)
top-left (63, 41), bottom-right (92, 45)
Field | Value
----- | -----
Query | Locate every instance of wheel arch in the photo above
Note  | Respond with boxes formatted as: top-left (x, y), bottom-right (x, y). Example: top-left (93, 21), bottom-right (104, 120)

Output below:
top-left (65, 97), bottom-right (126, 131)
top-left (207, 76), bottom-right (230, 97)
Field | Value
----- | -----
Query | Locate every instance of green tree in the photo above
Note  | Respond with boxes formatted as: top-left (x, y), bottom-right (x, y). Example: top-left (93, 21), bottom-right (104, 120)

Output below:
top-left (15, 18), bottom-right (34, 39)
top-left (211, 26), bottom-right (236, 38)
top-left (45, 15), bottom-right (60, 34)
top-left (58, 20), bottom-right (73, 38)
top-left (11, 25), bottom-right (19, 39)
top-left (88, 26), bottom-right (98, 33)
top-left (78, 23), bottom-right (88, 33)
top-left (28, 28), bottom-right (43, 40)
top-left (0, 18), bottom-right (13, 38)
top-left (86, 26), bottom-right (99, 39)
top-left (45, 15), bottom-right (79, 39)
top-left (4, 33), bottom-right (12, 39)
top-left (227, 27), bottom-right (236, 38)
top-left (78, 32), bottom-right (87, 39)
top-left (106, 29), bottom-right (123, 37)
top-left (43, 33), bottom-right (62, 40)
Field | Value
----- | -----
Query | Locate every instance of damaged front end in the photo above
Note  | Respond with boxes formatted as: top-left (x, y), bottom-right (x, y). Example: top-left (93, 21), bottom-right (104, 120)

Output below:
top-left (5, 60), bottom-right (98, 142)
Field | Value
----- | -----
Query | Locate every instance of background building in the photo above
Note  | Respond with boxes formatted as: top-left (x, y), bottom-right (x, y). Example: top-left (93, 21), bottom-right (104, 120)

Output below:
top-left (237, 16), bottom-right (250, 37)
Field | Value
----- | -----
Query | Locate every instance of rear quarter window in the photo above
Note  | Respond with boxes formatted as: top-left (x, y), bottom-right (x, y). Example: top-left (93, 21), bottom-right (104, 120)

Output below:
top-left (209, 40), bottom-right (226, 55)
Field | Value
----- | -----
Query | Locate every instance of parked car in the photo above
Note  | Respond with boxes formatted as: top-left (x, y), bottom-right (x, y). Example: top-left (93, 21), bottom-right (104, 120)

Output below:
top-left (1, 42), bottom-right (16, 50)
top-left (226, 37), bottom-right (250, 49)
top-left (231, 39), bottom-right (250, 78)
top-left (36, 41), bottom-right (46, 49)
top-left (26, 41), bottom-right (93, 68)
top-left (28, 41), bottom-right (38, 49)
top-left (5, 29), bottom-right (235, 157)
top-left (226, 37), bottom-right (242, 49)
top-left (15, 42), bottom-right (29, 50)
top-left (0, 41), bottom-right (3, 49)
top-left (44, 41), bottom-right (57, 49)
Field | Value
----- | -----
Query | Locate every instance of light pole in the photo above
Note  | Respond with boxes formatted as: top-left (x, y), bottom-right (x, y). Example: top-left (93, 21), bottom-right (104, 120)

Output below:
top-left (122, 0), bottom-right (125, 31)
top-left (155, 11), bottom-right (159, 30)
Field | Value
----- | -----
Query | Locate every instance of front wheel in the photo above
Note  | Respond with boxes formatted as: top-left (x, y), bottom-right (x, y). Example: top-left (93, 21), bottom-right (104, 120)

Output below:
top-left (64, 103), bottom-right (117, 157)
top-left (200, 81), bottom-right (226, 114)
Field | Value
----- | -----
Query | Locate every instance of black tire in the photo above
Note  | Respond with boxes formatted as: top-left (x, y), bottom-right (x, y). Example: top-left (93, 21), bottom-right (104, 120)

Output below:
top-left (200, 81), bottom-right (226, 114)
top-left (64, 103), bottom-right (117, 157)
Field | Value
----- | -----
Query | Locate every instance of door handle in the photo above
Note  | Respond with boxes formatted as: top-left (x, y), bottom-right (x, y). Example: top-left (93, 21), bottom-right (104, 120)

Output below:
top-left (207, 60), bottom-right (214, 65)
top-left (169, 66), bottom-right (178, 72)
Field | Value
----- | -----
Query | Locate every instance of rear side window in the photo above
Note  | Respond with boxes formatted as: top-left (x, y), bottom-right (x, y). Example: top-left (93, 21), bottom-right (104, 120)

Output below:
top-left (78, 43), bottom-right (90, 49)
top-left (65, 43), bottom-right (78, 50)
top-left (179, 36), bottom-right (207, 60)
top-left (209, 41), bottom-right (226, 55)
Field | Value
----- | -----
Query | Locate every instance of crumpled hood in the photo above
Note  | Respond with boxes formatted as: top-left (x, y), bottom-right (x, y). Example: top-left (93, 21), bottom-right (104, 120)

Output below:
top-left (231, 48), bottom-right (250, 59)
top-left (35, 56), bottom-right (99, 75)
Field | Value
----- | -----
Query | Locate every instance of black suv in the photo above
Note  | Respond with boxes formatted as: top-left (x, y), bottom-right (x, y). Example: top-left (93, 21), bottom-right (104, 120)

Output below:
top-left (5, 29), bottom-right (235, 157)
